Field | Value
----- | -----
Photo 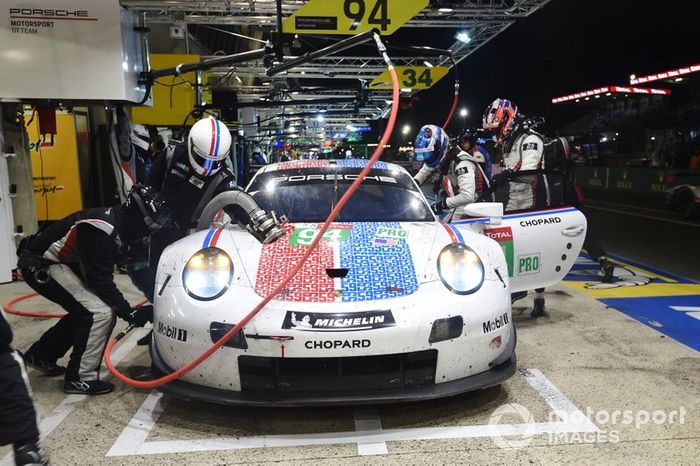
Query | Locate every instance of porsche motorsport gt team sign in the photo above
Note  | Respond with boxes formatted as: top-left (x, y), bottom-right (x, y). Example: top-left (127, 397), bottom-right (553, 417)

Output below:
top-left (282, 0), bottom-right (428, 35)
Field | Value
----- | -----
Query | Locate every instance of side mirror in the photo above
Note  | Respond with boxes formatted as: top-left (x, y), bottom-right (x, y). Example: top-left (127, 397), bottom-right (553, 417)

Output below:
top-left (462, 202), bottom-right (503, 225)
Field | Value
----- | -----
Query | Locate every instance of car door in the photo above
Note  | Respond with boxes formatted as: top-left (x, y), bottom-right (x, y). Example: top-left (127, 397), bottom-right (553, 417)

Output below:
top-left (455, 206), bottom-right (587, 292)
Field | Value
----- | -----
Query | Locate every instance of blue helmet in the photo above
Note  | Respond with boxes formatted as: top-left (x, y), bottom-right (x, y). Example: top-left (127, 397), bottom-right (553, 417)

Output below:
top-left (414, 125), bottom-right (450, 168)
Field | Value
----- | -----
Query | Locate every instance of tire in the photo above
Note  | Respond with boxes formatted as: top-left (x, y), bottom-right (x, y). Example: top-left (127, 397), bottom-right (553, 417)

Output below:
top-left (677, 190), bottom-right (699, 218)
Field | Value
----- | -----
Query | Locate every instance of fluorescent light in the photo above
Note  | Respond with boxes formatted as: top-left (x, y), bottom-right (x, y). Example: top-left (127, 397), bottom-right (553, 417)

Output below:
top-left (459, 108), bottom-right (468, 117)
top-left (455, 31), bottom-right (471, 44)
top-left (675, 77), bottom-right (684, 82)
top-left (423, 61), bottom-right (434, 68)
top-left (235, 76), bottom-right (242, 84)
top-left (401, 88), bottom-right (412, 93)
top-left (289, 126), bottom-right (296, 133)
top-left (317, 115), bottom-right (324, 122)
top-left (438, 8), bottom-right (453, 13)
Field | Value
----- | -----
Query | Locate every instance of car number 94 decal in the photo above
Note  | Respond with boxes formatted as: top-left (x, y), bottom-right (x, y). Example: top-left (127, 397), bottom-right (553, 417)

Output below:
top-left (289, 225), bottom-right (351, 246)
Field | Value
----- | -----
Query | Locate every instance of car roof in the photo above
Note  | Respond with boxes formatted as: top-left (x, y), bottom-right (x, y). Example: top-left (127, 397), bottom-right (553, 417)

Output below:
top-left (256, 159), bottom-right (408, 175)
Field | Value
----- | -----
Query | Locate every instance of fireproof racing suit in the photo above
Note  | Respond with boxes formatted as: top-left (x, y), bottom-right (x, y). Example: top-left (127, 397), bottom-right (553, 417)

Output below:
top-left (19, 207), bottom-right (140, 382)
top-left (0, 312), bottom-right (41, 454)
top-left (148, 142), bottom-right (238, 289)
top-left (501, 130), bottom-right (545, 211)
top-left (415, 148), bottom-right (490, 220)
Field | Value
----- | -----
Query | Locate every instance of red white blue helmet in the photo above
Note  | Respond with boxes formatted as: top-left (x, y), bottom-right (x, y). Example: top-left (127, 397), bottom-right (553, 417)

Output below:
top-left (414, 125), bottom-right (450, 168)
top-left (482, 98), bottom-right (518, 140)
top-left (188, 117), bottom-right (232, 177)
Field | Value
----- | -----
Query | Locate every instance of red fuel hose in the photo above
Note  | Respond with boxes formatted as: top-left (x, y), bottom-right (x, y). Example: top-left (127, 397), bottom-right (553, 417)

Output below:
top-left (441, 80), bottom-right (460, 129)
top-left (3, 292), bottom-right (64, 318)
top-left (3, 292), bottom-right (149, 319)
top-left (104, 36), bottom-right (401, 389)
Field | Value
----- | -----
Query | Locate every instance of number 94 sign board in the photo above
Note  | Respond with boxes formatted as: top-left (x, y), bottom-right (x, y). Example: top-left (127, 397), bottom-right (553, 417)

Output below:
top-left (370, 66), bottom-right (450, 90)
top-left (283, 0), bottom-right (428, 35)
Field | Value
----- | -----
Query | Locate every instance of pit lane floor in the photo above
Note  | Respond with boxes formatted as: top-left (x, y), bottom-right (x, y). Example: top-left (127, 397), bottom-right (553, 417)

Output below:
top-left (1, 266), bottom-right (698, 465)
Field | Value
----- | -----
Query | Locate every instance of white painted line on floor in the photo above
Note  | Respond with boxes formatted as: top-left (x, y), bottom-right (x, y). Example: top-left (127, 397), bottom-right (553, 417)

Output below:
top-left (0, 328), bottom-right (148, 466)
top-left (354, 409), bottom-right (388, 456)
top-left (670, 306), bottom-right (700, 321)
top-left (106, 368), bottom-right (599, 457)
top-left (107, 391), bottom-right (165, 456)
top-left (586, 204), bottom-right (700, 228)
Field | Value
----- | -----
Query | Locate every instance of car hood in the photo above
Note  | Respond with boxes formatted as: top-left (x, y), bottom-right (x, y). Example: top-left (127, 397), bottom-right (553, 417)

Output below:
top-left (230, 221), bottom-right (441, 303)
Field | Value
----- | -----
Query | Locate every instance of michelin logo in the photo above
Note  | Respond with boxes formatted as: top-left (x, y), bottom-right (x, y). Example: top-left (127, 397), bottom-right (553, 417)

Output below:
top-left (283, 310), bottom-right (395, 332)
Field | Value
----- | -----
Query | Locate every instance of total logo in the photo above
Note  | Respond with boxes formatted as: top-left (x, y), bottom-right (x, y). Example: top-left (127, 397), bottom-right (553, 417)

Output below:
top-left (483, 313), bottom-right (510, 334)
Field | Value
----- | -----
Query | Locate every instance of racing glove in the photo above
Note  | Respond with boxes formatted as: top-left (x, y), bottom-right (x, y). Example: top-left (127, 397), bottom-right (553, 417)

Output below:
top-left (431, 198), bottom-right (447, 215)
top-left (127, 305), bottom-right (154, 327)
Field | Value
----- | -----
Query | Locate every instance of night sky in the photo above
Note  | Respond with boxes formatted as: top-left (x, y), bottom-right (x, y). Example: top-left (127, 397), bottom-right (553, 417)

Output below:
top-left (391, 0), bottom-right (700, 142)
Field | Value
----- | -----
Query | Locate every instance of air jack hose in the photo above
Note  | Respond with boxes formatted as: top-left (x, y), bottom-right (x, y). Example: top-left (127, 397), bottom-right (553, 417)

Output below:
top-left (3, 292), bottom-right (148, 318)
top-left (103, 33), bottom-right (401, 389)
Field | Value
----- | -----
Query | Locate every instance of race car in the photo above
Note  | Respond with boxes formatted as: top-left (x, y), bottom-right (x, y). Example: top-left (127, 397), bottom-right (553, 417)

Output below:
top-left (665, 184), bottom-right (700, 218)
top-left (150, 159), bottom-right (587, 406)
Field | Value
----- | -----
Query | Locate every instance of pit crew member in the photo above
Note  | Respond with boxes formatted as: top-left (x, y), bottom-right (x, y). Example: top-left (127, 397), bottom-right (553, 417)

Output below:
top-left (1, 311), bottom-right (48, 465)
top-left (483, 98), bottom-right (545, 212)
top-left (413, 125), bottom-right (489, 220)
top-left (148, 117), bottom-right (238, 291)
top-left (17, 186), bottom-right (169, 395)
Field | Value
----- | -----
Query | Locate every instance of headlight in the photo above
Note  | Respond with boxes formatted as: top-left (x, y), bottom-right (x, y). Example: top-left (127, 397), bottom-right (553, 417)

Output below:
top-left (182, 247), bottom-right (233, 300)
top-left (437, 244), bottom-right (485, 295)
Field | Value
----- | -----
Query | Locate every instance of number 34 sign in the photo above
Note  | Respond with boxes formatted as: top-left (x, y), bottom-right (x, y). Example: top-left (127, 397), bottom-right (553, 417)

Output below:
top-left (370, 66), bottom-right (450, 90)
top-left (283, 0), bottom-right (428, 35)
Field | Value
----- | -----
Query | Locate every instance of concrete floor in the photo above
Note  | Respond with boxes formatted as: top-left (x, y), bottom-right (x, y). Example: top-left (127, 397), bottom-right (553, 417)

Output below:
top-left (1, 272), bottom-right (698, 465)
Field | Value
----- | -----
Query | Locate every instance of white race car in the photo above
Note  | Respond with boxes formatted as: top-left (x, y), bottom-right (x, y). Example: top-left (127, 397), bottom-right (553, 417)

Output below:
top-left (150, 159), bottom-right (587, 406)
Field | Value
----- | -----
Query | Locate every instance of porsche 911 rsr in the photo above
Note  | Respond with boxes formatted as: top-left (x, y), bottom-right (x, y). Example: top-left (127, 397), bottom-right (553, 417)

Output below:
top-left (150, 159), bottom-right (587, 406)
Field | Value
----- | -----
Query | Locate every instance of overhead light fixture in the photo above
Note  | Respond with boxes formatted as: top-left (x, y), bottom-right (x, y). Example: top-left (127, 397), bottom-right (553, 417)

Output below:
top-left (402, 124), bottom-right (411, 135)
top-left (605, 92), bottom-right (612, 96)
top-left (401, 88), bottom-right (412, 93)
top-left (289, 125), bottom-right (296, 133)
top-left (455, 31), bottom-right (471, 44)
top-left (235, 76), bottom-right (242, 84)
top-left (675, 77), bottom-right (684, 82)
top-left (459, 108), bottom-right (468, 117)
top-left (630, 74), bottom-right (636, 81)
top-left (438, 7), bottom-right (454, 13)
top-left (423, 61), bottom-right (434, 68)
top-left (317, 115), bottom-right (324, 122)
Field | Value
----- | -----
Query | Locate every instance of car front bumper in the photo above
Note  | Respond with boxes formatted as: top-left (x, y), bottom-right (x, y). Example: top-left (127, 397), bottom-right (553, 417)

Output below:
top-left (149, 325), bottom-right (517, 407)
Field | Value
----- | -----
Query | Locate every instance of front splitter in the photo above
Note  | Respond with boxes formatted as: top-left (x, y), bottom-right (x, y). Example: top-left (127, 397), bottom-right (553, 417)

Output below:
top-left (149, 339), bottom-right (516, 407)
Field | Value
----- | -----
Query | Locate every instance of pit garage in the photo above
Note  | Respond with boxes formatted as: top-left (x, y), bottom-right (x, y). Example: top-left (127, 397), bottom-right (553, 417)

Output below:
top-left (0, 1), bottom-right (698, 465)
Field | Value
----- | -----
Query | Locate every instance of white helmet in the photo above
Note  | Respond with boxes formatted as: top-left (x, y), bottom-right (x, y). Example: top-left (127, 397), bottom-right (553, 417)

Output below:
top-left (188, 117), bottom-right (232, 176)
top-left (131, 124), bottom-right (151, 151)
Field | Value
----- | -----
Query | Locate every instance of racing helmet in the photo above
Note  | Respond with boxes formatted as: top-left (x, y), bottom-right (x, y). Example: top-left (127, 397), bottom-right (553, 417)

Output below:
top-left (482, 98), bottom-right (518, 140)
top-left (188, 117), bottom-right (232, 177)
top-left (414, 125), bottom-right (450, 168)
top-left (124, 185), bottom-right (173, 236)
top-left (457, 128), bottom-right (478, 149)
top-left (131, 124), bottom-right (151, 152)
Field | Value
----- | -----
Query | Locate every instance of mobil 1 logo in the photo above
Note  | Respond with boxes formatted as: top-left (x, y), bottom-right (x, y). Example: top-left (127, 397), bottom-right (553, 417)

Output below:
top-left (517, 253), bottom-right (541, 276)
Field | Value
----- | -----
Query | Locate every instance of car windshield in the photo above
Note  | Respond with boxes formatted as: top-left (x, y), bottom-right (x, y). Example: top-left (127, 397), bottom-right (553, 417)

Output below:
top-left (248, 165), bottom-right (433, 223)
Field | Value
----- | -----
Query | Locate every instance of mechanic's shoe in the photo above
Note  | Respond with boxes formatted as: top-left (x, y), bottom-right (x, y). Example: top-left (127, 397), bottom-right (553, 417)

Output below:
top-left (63, 379), bottom-right (114, 395)
top-left (14, 441), bottom-right (49, 465)
top-left (136, 330), bottom-right (153, 346)
top-left (511, 291), bottom-right (527, 304)
top-left (600, 257), bottom-right (615, 283)
top-left (531, 298), bottom-right (546, 318)
top-left (21, 351), bottom-right (65, 377)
